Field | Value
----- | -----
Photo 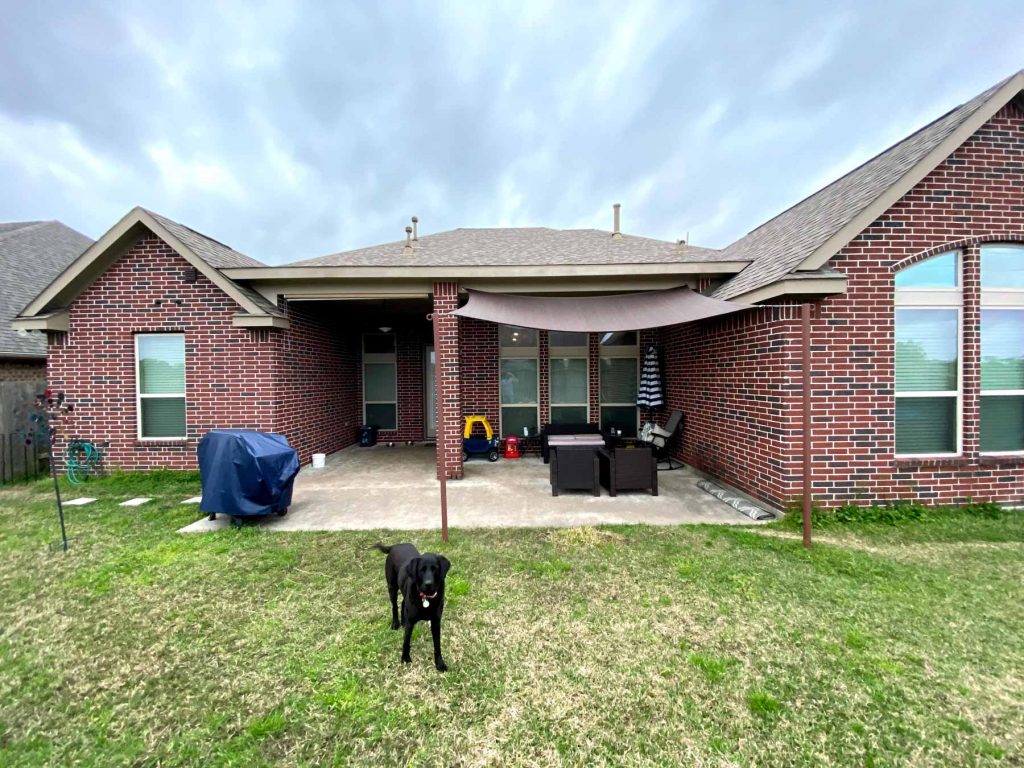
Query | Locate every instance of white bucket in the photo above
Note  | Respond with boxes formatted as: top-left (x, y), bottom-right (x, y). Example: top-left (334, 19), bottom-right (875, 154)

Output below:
top-left (311, 453), bottom-right (326, 469)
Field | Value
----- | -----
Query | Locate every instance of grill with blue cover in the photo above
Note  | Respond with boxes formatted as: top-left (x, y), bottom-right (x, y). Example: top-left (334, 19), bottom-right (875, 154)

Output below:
top-left (197, 430), bottom-right (301, 522)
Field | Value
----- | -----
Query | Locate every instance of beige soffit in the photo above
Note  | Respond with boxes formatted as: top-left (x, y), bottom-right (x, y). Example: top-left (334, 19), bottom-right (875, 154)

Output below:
top-left (222, 261), bottom-right (750, 281)
top-left (796, 71), bottom-right (1024, 273)
top-left (17, 207), bottom-right (284, 326)
top-left (728, 275), bottom-right (848, 305)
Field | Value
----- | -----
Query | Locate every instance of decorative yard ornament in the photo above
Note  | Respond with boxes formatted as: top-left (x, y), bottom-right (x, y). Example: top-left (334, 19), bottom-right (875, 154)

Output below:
top-left (34, 391), bottom-right (74, 553)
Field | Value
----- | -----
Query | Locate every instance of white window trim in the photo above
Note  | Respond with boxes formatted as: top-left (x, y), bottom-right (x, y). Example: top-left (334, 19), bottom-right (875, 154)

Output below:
top-left (894, 305), bottom-right (963, 459)
top-left (135, 333), bottom-right (187, 441)
top-left (979, 304), bottom-right (1024, 455)
top-left (549, 353), bottom-right (589, 424)
top-left (363, 333), bottom-right (398, 432)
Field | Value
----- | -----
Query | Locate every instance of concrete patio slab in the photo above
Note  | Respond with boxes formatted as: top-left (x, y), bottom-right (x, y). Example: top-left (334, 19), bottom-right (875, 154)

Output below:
top-left (179, 444), bottom-right (775, 533)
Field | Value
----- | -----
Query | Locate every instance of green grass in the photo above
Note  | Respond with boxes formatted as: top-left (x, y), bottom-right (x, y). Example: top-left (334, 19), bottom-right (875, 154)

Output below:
top-left (0, 473), bottom-right (1021, 766)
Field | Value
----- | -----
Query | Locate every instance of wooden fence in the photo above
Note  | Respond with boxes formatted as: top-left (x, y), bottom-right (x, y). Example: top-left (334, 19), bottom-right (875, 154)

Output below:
top-left (0, 379), bottom-right (49, 485)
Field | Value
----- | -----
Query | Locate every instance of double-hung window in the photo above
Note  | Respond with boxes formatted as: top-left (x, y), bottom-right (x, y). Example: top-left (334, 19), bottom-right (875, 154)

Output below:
top-left (499, 325), bottom-right (539, 436)
top-left (136, 334), bottom-right (186, 439)
top-left (893, 252), bottom-right (961, 456)
top-left (599, 331), bottom-right (639, 437)
top-left (980, 245), bottom-right (1024, 454)
top-left (363, 333), bottom-right (397, 431)
top-left (549, 331), bottom-right (589, 425)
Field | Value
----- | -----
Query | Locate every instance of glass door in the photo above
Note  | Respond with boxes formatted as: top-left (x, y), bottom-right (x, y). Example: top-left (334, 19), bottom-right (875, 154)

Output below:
top-left (424, 346), bottom-right (436, 439)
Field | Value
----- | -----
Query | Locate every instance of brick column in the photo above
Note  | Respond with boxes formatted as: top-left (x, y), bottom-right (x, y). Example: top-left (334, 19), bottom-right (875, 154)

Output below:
top-left (588, 332), bottom-right (600, 424)
top-left (961, 245), bottom-right (981, 459)
top-left (433, 282), bottom-right (463, 479)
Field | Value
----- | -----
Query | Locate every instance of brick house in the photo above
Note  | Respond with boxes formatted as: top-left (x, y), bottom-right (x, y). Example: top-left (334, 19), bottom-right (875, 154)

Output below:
top-left (13, 71), bottom-right (1024, 510)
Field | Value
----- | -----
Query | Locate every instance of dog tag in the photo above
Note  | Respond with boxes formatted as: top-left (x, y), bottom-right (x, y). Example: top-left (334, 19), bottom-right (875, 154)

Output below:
top-left (422, 598), bottom-right (430, 608)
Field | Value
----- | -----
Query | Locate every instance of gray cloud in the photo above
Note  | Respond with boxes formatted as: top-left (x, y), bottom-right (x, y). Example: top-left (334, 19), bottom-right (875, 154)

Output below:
top-left (1, 0), bottom-right (1022, 264)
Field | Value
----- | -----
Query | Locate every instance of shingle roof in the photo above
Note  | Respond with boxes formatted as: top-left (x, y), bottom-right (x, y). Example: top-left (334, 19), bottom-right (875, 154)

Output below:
top-left (1, 221), bottom-right (92, 357)
top-left (713, 71), bottom-right (1024, 299)
top-left (289, 227), bottom-right (730, 268)
top-left (145, 209), bottom-right (266, 269)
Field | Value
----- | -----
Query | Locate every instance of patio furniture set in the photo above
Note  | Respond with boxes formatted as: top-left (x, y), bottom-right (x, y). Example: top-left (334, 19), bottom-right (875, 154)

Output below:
top-left (545, 411), bottom-right (684, 497)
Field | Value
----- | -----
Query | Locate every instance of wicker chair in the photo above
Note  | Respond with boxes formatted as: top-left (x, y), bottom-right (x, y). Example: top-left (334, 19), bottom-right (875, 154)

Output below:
top-left (549, 446), bottom-right (600, 496)
top-left (598, 446), bottom-right (658, 496)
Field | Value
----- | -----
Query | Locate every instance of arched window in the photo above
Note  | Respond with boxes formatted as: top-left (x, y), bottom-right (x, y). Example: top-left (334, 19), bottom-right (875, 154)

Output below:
top-left (979, 245), bottom-right (1024, 454)
top-left (894, 251), bottom-right (961, 456)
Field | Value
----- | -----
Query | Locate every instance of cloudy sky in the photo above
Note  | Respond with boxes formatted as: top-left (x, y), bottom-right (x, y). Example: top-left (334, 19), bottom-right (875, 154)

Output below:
top-left (1, 1), bottom-right (1022, 264)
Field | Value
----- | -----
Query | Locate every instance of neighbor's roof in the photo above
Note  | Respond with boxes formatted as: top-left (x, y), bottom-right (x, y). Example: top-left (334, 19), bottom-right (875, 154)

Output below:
top-left (0, 221), bottom-right (92, 357)
top-left (289, 227), bottom-right (729, 268)
top-left (714, 69), bottom-right (1024, 300)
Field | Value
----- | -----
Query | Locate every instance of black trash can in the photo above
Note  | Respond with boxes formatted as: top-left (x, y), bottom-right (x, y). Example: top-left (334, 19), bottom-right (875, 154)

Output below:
top-left (358, 425), bottom-right (378, 447)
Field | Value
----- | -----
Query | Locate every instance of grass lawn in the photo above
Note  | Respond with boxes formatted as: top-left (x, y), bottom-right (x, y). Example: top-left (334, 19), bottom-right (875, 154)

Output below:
top-left (0, 472), bottom-right (1021, 767)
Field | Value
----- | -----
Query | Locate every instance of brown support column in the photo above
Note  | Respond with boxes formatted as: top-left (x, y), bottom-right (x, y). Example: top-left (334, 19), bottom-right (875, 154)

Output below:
top-left (801, 302), bottom-right (813, 549)
top-left (432, 282), bottom-right (463, 483)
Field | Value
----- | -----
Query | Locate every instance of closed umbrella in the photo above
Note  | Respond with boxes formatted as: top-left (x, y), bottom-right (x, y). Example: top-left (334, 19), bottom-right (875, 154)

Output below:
top-left (637, 344), bottom-right (664, 408)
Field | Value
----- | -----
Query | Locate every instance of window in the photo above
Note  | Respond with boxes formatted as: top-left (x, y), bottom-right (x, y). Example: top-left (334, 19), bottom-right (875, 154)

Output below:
top-left (500, 325), bottom-right (538, 436)
top-left (894, 252), bottom-right (961, 456)
top-left (550, 331), bottom-right (589, 425)
top-left (136, 334), bottom-right (186, 439)
top-left (599, 331), bottom-right (638, 437)
top-left (980, 245), bottom-right (1024, 453)
top-left (363, 333), bottom-right (397, 431)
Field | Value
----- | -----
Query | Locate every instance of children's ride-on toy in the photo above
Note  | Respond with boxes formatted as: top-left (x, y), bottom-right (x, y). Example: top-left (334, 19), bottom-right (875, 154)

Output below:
top-left (463, 415), bottom-right (500, 462)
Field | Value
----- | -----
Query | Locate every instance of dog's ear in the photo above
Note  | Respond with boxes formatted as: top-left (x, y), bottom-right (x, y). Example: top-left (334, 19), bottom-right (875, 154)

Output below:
top-left (400, 557), bottom-right (421, 589)
top-left (438, 555), bottom-right (451, 579)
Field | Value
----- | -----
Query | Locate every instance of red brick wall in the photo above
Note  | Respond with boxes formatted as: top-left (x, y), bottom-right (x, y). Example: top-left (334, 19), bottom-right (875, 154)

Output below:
top-left (659, 308), bottom-right (804, 508)
top-left (459, 318), bottom-right (500, 429)
top-left (271, 301), bottom-right (360, 463)
top-left (807, 102), bottom-right (1024, 506)
top-left (47, 235), bottom-right (276, 470)
top-left (434, 283), bottom-right (463, 479)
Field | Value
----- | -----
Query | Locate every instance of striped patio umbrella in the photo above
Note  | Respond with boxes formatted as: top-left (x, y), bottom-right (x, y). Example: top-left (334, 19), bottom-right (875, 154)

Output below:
top-left (637, 344), bottom-right (664, 408)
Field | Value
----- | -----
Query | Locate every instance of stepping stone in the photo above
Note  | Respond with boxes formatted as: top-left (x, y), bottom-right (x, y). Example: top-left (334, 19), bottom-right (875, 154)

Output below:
top-left (181, 496), bottom-right (202, 504)
top-left (119, 497), bottom-right (152, 507)
top-left (63, 497), bottom-right (96, 506)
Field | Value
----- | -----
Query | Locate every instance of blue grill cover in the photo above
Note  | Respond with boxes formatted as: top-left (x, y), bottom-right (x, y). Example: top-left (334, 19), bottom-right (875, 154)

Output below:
top-left (198, 430), bottom-right (300, 517)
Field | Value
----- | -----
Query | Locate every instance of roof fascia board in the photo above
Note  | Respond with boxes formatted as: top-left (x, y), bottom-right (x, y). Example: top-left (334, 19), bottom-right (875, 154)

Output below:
top-left (730, 276), bottom-right (848, 304)
top-left (796, 72), bottom-right (1024, 273)
top-left (223, 261), bottom-right (750, 281)
top-left (19, 208), bottom-right (146, 317)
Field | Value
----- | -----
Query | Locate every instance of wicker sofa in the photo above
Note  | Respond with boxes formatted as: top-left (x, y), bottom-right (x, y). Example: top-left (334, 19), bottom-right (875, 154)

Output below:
top-left (541, 422), bottom-right (605, 463)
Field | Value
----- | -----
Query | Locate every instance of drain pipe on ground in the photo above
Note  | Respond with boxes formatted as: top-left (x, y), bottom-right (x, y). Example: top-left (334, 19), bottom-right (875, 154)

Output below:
top-left (429, 310), bottom-right (449, 543)
top-left (801, 303), bottom-right (813, 549)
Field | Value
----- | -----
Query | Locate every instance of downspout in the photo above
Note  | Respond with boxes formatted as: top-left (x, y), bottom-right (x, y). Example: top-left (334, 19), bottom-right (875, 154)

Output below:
top-left (429, 309), bottom-right (449, 542)
top-left (801, 303), bottom-right (813, 548)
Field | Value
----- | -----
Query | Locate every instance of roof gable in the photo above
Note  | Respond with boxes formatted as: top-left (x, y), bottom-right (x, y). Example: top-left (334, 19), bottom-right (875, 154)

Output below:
top-left (16, 207), bottom-right (282, 323)
top-left (714, 70), bottom-right (1024, 300)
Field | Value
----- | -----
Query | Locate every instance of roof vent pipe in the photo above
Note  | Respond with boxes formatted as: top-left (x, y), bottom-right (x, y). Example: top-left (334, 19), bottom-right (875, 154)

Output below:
top-left (612, 203), bottom-right (622, 239)
top-left (411, 216), bottom-right (418, 241)
top-left (404, 225), bottom-right (413, 254)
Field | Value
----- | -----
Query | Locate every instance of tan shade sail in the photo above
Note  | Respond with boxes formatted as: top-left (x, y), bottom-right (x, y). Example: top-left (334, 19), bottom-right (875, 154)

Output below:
top-left (450, 287), bottom-right (748, 332)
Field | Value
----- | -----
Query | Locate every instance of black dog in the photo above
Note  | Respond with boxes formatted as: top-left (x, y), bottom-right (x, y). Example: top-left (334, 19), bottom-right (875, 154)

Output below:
top-left (372, 542), bottom-right (451, 672)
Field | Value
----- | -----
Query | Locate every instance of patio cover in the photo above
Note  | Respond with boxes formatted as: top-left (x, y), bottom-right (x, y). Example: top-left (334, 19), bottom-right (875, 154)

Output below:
top-left (450, 287), bottom-right (748, 332)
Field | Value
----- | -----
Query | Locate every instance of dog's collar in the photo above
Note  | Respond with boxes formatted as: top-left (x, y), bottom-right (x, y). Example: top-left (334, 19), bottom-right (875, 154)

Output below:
top-left (419, 590), bottom-right (438, 600)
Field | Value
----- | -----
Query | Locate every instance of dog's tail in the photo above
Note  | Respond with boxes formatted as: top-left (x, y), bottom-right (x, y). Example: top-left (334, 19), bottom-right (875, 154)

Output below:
top-left (371, 542), bottom-right (392, 554)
